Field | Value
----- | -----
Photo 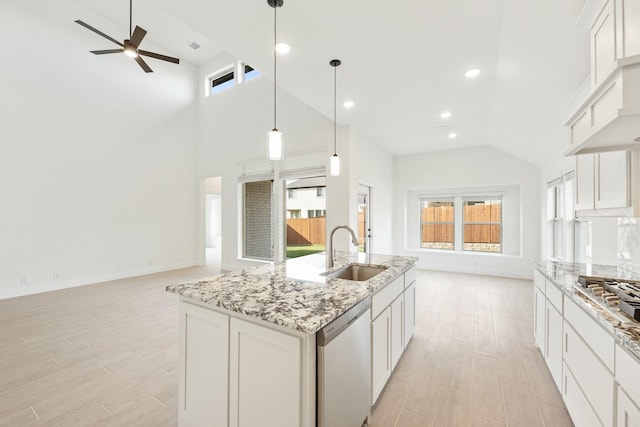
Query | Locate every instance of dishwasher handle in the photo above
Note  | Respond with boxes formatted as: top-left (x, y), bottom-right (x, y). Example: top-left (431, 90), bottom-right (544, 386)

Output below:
top-left (317, 297), bottom-right (371, 346)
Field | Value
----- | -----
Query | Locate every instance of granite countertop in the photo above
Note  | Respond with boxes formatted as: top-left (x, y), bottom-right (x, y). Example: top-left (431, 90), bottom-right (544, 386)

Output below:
top-left (534, 260), bottom-right (640, 361)
top-left (166, 252), bottom-right (418, 334)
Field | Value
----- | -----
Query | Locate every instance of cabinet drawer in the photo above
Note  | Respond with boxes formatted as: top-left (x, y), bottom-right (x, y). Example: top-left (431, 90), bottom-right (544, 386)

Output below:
top-left (563, 322), bottom-right (614, 426)
top-left (616, 345), bottom-right (640, 403)
top-left (563, 362), bottom-right (604, 427)
top-left (534, 269), bottom-right (545, 292)
top-left (545, 279), bottom-right (563, 313)
top-left (404, 266), bottom-right (416, 288)
top-left (617, 385), bottom-right (640, 427)
top-left (371, 276), bottom-right (404, 319)
top-left (564, 297), bottom-right (614, 370)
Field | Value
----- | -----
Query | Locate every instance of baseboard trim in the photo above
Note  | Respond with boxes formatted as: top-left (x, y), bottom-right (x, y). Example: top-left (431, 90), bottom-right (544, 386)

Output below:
top-left (0, 260), bottom-right (200, 300)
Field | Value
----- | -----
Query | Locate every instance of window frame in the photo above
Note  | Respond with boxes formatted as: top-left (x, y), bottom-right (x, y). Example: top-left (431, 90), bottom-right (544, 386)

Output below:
top-left (461, 197), bottom-right (503, 253)
top-left (419, 198), bottom-right (455, 250)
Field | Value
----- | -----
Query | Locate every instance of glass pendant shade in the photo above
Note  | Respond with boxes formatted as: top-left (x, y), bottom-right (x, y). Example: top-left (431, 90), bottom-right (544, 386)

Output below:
top-left (268, 129), bottom-right (283, 160)
top-left (330, 153), bottom-right (340, 176)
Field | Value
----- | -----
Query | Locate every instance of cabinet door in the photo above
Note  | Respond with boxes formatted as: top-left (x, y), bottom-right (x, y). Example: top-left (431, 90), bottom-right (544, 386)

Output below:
top-left (371, 306), bottom-right (391, 405)
top-left (390, 294), bottom-right (404, 370)
top-left (533, 286), bottom-right (546, 353)
top-left (576, 153), bottom-right (595, 210)
top-left (229, 318), bottom-right (301, 427)
top-left (617, 386), bottom-right (640, 427)
top-left (591, 0), bottom-right (616, 87)
top-left (404, 282), bottom-right (416, 345)
top-left (563, 363), bottom-right (604, 427)
top-left (545, 303), bottom-right (563, 390)
top-left (179, 303), bottom-right (229, 427)
top-left (596, 151), bottom-right (629, 209)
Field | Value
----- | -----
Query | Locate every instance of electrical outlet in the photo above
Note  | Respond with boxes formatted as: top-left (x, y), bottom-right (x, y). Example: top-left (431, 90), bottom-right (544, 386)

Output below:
top-left (53, 274), bottom-right (59, 281)
top-left (19, 277), bottom-right (27, 286)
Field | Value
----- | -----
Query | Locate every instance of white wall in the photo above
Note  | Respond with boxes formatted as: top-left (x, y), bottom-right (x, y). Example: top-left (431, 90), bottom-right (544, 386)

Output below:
top-left (394, 146), bottom-right (540, 279)
top-left (349, 130), bottom-right (394, 254)
top-left (0, 2), bottom-right (200, 298)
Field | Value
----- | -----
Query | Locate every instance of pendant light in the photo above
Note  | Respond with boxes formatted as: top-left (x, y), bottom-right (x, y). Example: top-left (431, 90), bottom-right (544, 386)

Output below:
top-left (267, 0), bottom-right (284, 160)
top-left (329, 59), bottom-right (342, 176)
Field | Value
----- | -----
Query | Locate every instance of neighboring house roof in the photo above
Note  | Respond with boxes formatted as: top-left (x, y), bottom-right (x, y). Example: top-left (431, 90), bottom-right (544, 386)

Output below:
top-left (287, 177), bottom-right (326, 190)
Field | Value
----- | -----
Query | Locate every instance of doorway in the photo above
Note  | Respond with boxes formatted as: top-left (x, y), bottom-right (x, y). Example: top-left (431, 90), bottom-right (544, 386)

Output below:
top-left (204, 176), bottom-right (222, 266)
top-left (358, 184), bottom-right (371, 254)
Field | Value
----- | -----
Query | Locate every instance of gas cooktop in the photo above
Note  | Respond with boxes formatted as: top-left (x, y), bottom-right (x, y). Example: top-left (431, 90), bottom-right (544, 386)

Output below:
top-left (577, 276), bottom-right (640, 322)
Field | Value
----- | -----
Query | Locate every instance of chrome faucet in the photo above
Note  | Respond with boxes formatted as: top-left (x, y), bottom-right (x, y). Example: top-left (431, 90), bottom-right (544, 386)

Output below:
top-left (328, 225), bottom-right (359, 268)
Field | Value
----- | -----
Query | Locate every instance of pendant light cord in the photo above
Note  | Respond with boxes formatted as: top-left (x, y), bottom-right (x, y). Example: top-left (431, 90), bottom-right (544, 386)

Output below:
top-left (333, 65), bottom-right (337, 155)
top-left (273, 5), bottom-right (277, 130)
top-left (129, 0), bottom-right (133, 37)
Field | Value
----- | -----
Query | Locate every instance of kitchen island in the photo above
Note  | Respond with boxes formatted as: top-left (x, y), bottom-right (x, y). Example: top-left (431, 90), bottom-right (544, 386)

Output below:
top-left (166, 252), bottom-right (417, 427)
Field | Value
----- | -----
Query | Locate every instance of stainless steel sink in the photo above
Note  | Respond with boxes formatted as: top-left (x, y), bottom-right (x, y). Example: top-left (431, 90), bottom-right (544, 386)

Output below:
top-left (325, 264), bottom-right (388, 281)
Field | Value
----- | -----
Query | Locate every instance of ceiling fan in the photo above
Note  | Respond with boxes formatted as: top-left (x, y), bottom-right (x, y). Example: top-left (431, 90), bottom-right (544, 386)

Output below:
top-left (75, 0), bottom-right (179, 73)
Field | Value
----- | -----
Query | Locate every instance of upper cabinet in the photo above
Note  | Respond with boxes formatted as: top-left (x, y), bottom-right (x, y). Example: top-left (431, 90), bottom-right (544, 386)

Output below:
top-left (565, 0), bottom-right (640, 155)
top-left (574, 150), bottom-right (640, 216)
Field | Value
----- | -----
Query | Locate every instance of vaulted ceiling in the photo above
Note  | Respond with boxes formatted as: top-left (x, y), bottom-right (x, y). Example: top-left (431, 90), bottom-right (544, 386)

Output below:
top-left (4, 0), bottom-right (591, 167)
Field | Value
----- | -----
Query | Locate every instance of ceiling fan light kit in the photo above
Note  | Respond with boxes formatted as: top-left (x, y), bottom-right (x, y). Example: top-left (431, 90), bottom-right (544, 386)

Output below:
top-left (75, 0), bottom-right (179, 73)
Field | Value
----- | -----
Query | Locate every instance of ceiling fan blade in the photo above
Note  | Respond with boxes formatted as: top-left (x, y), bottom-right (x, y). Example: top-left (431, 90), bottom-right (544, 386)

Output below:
top-left (139, 50), bottom-right (180, 64)
top-left (75, 20), bottom-right (123, 47)
top-left (129, 26), bottom-right (147, 48)
top-left (134, 55), bottom-right (153, 73)
top-left (91, 49), bottom-right (124, 55)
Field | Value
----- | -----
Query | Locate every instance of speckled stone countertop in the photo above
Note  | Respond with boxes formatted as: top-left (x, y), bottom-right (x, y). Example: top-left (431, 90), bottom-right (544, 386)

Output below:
top-left (166, 252), bottom-right (418, 334)
top-left (534, 261), bottom-right (640, 361)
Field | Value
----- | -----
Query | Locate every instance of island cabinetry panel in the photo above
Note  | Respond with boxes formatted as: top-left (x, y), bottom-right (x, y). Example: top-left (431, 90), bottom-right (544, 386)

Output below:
top-left (546, 302), bottom-right (563, 389)
top-left (390, 294), bottom-right (404, 370)
top-left (534, 285), bottom-right (546, 352)
top-left (564, 297), bottom-right (615, 370)
top-left (371, 305), bottom-right (391, 404)
top-left (179, 303), bottom-right (229, 427)
top-left (533, 274), bottom-right (563, 389)
top-left (229, 317), bottom-right (301, 427)
top-left (404, 282), bottom-right (416, 345)
top-left (616, 344), bottom-right (640, 422)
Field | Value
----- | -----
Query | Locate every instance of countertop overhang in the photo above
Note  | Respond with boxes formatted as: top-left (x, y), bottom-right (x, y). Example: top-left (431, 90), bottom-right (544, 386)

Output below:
top-left (166, 252), bottom-right (418, 334)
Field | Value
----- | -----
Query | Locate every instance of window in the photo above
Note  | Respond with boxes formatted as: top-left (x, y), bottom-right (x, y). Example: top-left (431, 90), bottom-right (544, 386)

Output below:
top-left (316, 187), bottom-right (326, 197)
top-left (463, 199), bottom-right (502, 253)
top-left (243, 180), bottom-right (273, 260)
top-left (420, 200), bottom-right (454, 250)
top-left (244, 65), bottom-right (260, 81)
top-left (287, 189), bottom-right (297, 199)
top-left (307, 209), bottom-right (326, 218)
top-left (206, 61), bottom-right (261, 97)
top-left (287, 209), bottom-right (301, 219)
top-left (547, 172), bottom-right (574, 260)
top-left (210, 69), bottom-right (235, 95)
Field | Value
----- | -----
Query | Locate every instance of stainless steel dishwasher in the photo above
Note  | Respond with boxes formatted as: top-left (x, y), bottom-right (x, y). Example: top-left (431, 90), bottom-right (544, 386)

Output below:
top-left (317, 296), bottom-right (371, 427)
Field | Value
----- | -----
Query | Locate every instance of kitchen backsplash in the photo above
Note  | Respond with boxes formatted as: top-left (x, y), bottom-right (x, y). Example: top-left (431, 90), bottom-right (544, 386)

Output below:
top-left (575, 217), bottom-right (640, 274)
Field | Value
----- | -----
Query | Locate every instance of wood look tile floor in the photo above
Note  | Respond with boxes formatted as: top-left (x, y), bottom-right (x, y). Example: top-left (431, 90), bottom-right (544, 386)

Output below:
top-left (0, 267), bottom-right (573, 426)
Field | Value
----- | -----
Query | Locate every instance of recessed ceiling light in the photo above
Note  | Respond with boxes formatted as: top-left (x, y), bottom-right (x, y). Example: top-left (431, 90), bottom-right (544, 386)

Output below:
top-left (465, 68), bottom-right (481, 78)
top-left (275, 43), bottom-right (290, 54)
top-left (440, 111), bottom-right (452, 119)
top-left (448, 132), bottom-right (457, 139)
top-left (344, 100), bottom-right (355, 109)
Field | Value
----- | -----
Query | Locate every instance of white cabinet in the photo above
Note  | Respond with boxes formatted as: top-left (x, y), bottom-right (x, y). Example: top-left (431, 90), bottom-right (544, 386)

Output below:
top-left (546, 303), bottom-right (563, 390)
top-left (563, 362), bottom-right (604, 427)
top-left (575, 150), bottom-right (635, 214)
top-left (576, 153), bottom-right (596, 210)
top-left (179, 303), bottom-right (229, 427)
top-left (370, 266), bottom-right (417, 404)
top-left (534, 285), bottom-right (546, 352)
top-left (565, 0), bottom-right (640, 154)
top-left (179, 301), bottom-right (312, 427)
top-left (371, 305), bottom-right (391, 404)
top-left (617, 387), bottom-right (640, 427)
top-left (229, 318), bottom-right (302, 427)
top-left (390, 295), bottom-right (404, 370)
top-left (596, 151), bottom-right (630, 209)
top-left (404, 282), bottom-right (416, 345)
